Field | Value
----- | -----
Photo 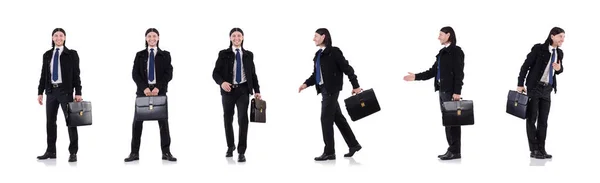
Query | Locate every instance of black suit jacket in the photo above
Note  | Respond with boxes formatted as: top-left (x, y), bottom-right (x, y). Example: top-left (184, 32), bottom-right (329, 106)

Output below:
top-left (212, 47), bottom-right (260, 95)
top-left (304, 46), bottom-right (360, 94)
top-left (132, 48), bottom-right (173, 96)
top-left (37, 46), bottom-right (82, 96)
top-left (518, 43), bottom-right (564, 93)
top-left (415, 45), bottom-right (465, 95)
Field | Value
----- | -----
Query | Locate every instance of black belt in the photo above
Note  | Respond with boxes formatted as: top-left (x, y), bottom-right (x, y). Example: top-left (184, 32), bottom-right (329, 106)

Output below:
top-left (538, 82), bottom-right (550, 87)
top-left (231, 83), bottom-right (247, 89)
top-left (149, 84), bottom-right (156, 88)
top-left (51, 83), bottom-right (62, 88)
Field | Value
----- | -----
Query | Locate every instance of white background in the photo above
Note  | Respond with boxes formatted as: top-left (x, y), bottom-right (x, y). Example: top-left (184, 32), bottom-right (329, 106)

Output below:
top-left (0, 0), bottom-right (598, 182)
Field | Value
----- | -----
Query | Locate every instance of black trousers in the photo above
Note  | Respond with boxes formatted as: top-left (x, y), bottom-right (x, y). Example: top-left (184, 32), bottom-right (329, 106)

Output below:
top-left (130, 93), bottom-right (171, 154)
top-left (222, 83), bottom-right (250, 154)
top-left (45, 86), bottom-right (78, 154)
top-left (320, 86), bottom-right (359, 155)
top-left (526, 83), bottom-right (553, 152)
top-left (439, 91), bottom-right (461, 154)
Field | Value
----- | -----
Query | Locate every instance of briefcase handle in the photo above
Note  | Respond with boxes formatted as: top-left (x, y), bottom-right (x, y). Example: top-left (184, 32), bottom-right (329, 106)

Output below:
top-left (451, 97), bottom-right (463, 101)
top-left (352, 88), bottom-right (365, 95)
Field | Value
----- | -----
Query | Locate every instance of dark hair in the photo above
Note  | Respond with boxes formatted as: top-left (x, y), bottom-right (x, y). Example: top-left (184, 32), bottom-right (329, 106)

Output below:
top-left (440, 26), bottom-right (456, 46)
top-left (51, 28), bottom-right (66, 47)
top-left (544, 27), bottom-right (565, 46)
top-left (315, 28), bottom-right (332, 47)
top-left (229, 27), bottom-right (244, 48)
top-left (145, 28), bottom-right (160, 48)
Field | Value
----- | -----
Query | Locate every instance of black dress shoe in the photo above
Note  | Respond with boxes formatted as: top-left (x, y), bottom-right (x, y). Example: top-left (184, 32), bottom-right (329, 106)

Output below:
top-left (37, 152), bottom-right (56, 160)
top-left (162, 152), bottom-right (177, 161)
top-left (438, 151), bottom-right (450, 158)
top-left (530, 150), bottom-right (545, 159)
top-left (238, 154), bottom-right (246, 162)
top-left (541, 151), bottom-right (553, 159)
top-left (344, 144), bottom-right (362, 157)
top-left (124, 153), bottom-right (139, 162)
top-left (226, 147), bottom-right (236, 157)
top-left (68, 154), bottom-right (77, 162)
top-left (314, 154), bottom-right (336, 161)
top-left (439, 152), bottom-right (461, 160)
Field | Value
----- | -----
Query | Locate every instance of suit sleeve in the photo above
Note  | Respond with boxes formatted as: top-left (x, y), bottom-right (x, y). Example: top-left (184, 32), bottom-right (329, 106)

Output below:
top-left (414, 61), bottom-right (437, 81)
top-left (158, 52), bottom-right (173, 90)
top-left (38, 54), bottom-right (47, 95)
top-left (250, 53), bottom-right (260, 94)
top-left (72, 51), bottom-right (82, 95)
top-left (518, 45), bottom-right (538, 87)
top-left (303, 56), bottom-right (316, 87)
top-left (132, 53), bottom-right (148, 90)
top-left (334, 48), bottom-right (360, 89)
top-left (452, 50), bottom-right (465, 95)
top-left (212, 52), bottom-right (225, 85)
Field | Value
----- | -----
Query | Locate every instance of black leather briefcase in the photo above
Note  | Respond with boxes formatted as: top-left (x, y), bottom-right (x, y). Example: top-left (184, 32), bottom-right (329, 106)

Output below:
top-left (250, 98), bottom-right (266, 123)
top-left (442, 99), bottom-right (474, 126)
top-left (135, 96), bottom-right (168, 121)
top-left (67, 101), bottom-right (92, 127)
top-left (506, 90), bottom-right (528, 119)
top-left (344, 88), bottom-right (381, 121)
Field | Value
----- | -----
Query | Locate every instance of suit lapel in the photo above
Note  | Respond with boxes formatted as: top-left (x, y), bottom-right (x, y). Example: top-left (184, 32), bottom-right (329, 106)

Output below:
top-left (59, 47), bottom-right (70, 78)
top-left (242, 49), bottom-right (249, 70)
top-left (141, 48), bottom-right (149, 69)
top-left (139, 49), bottom-right (149, 81)
top-left (540, 44), bottom-right (550, 65)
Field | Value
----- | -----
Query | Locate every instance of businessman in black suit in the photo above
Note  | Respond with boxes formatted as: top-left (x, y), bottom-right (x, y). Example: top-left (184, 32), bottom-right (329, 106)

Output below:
top-left (517, 27), bottom-right (565, 159)
top-left (212, 28), bottom-right (262, 162)
top-left (298, 28), bottom-right (363, 161)
top-left (36, 28), bottom-right (83, 162)
top-left (124, 28), bottom-right (177, 162)
top-left (404, 26), bottom-right (465, 160)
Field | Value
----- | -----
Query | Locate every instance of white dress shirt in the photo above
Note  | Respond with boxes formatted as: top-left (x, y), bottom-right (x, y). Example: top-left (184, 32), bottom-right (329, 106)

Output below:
top-left (232, 46), bottom-right (247, 84)
top-left (540, 45), bottom-right (557, 83)
top-left (317, 46), bottom-right (326, 85)
top-left (147, 47), bottom-right (157, 84)
top-left (50, 46), bottom-right (64, 84)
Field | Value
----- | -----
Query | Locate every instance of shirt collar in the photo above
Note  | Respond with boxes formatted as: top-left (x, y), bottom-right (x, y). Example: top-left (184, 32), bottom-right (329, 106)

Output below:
top-left (318, 46), bottom-right (326, 52)
top-left (232, 46), bottom-right (242, 52)
top-left (148, 47), bottom-right (158, 52)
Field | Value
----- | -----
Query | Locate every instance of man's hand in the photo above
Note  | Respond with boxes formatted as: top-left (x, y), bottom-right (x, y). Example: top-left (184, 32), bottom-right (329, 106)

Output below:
top-left (151, 88), bottom-right (159, 96)
top-left (403, 72), bottom-right (416, 81)
top-left (517, 86), bottom-right (526, 93)
top-left (553, 60), bottom-right (561, 71)
top-left (298, 84), bottom-right (308, 93)
top-left (222, 82), bottom-right (232, 92)
top-left (144, 88), bottom-right (152, 96)
top-left (452, 94), bottom-right (461, 101)
top-left (74, 95), bottom-right (83, 102)
top-left (352, 88), bottom-right (362, 95)
top-left (38, 95), bottom-right (43, 105)
top-left (254, 93), bottom-right (262, 100)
